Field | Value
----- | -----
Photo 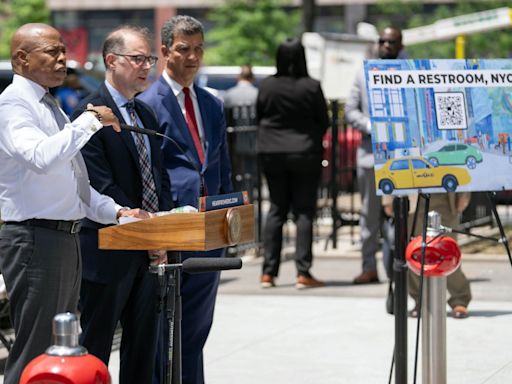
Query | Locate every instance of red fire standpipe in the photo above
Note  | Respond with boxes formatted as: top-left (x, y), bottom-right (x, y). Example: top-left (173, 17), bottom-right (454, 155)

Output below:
top-left (406, 211), bottom-right (461, 384)
top-left (20, 312), bottom-right (111, 384)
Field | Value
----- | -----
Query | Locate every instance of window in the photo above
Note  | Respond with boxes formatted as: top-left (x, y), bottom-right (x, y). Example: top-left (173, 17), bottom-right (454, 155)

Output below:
top-left (375, 122), bottom-right (388, 142)
top-left (389, 89), bottom-right (404, 116)
top-left (393, 122), bottom-right (405, 142)
top-left (371, 89), bottom-right (387, 117)
top-left (412, 159), bottom-right (430, 169)
top-left (390, 159), bottom-right (409, 171)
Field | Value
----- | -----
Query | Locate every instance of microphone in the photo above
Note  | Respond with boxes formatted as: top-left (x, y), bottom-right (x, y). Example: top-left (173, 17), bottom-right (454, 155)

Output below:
top-left (120, 123), bottom-right (207, 197)
top-left (149, 257), bottom-right (243, 274)
top-left (120, 123), bottom-right (160, 137)
top-left (182, 257), bottom-right (242, 274)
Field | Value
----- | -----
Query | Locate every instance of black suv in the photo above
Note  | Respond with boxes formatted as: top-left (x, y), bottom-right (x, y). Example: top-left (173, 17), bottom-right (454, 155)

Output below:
top-left (0, 61), bottom-right (13, 92)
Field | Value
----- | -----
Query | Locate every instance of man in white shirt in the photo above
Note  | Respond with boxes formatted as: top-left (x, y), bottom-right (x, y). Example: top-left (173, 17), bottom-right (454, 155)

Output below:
top-left (0, 23), bottom-right (147, 384)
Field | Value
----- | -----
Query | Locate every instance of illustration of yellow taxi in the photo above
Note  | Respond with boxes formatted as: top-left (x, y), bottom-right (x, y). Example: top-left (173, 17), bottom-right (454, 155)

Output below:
top-left (375, 156), bottom-right (471, 194)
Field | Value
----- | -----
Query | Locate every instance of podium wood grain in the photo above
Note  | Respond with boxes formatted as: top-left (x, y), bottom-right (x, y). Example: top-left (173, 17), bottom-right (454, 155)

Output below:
top-left (99, 204), bottom-right (255, 251)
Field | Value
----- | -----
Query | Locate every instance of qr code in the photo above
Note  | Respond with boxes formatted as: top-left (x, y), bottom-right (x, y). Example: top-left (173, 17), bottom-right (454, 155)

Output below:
top-left (434, 92), bottom-right (468, 130)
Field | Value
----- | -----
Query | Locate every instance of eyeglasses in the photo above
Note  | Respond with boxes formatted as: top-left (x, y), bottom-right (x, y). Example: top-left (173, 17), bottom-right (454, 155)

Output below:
top-left (378, 39), bottom-right (400, 46)
top-left (113, 53), bottom-right (158, 67)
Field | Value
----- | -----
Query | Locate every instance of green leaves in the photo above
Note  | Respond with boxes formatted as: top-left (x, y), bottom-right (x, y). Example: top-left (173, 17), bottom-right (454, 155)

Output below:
top-left (0, 0), bottom-right (50, 59)
top-left (375, 0), bottom-right (512, 59)
top-left (205, 0), bottom-right (301, 65)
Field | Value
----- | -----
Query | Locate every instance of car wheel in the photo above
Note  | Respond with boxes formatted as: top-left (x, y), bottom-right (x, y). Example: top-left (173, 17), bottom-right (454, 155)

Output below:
top-left (380, 179), bottom-right (394, 194)
top-left (466, 156), bottom-right (477, 169)
top-left (428, 157), bottom-right (439, 167)
top-left (442, 175), bottom-right (458, 192)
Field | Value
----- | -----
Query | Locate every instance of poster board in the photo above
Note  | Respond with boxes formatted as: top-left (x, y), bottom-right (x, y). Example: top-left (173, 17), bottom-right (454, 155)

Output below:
top-left (365, 59), bottom-right (512, 195)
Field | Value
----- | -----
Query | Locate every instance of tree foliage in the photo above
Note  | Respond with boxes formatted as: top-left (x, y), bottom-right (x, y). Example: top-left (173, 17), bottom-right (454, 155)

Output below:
top-left (205, 0), bottom-right (302, 66)
top-left (0, 0), bottom-right (50, 59)
top-left (374, 0), bottom-right (512, 59)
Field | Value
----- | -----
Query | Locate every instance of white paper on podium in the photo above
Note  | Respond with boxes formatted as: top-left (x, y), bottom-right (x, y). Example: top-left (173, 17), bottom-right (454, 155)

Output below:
top-left (119, 206), bottom-right (199, 224)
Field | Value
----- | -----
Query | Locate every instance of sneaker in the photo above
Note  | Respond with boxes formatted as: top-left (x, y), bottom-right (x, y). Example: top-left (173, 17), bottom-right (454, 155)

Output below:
top-left (296, 275), bottom-right (324, 290)
top-left (352, 271), bottom-right (379, 285)
top-left (260, 274), bottom-right (275, 288)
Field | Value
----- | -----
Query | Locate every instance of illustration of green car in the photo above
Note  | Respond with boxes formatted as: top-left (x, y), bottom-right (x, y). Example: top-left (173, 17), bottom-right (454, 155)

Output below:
top-left (425, 143), bottom-right (483, 169)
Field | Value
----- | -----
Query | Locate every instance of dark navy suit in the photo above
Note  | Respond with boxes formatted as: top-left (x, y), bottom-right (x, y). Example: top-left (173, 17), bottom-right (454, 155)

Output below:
top-left (71, 83), bottom-right (173, 383)
top-left (139, 76), bottom-right (232, 384)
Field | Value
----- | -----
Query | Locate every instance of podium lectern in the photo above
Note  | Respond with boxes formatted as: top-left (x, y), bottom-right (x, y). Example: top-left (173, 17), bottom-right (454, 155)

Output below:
top-left (99, 204), bottom-right (255, 251)
top-left (99, 204), bottom-right (255, 384)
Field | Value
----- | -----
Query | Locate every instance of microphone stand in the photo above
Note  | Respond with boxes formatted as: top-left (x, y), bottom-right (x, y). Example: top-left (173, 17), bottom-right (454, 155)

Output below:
top-left (151, 256), bottom-right (243, 384)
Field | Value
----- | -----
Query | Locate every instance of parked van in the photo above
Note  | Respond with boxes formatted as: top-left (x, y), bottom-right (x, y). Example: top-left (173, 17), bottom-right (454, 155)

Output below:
top-left (196, 65), bottom-right (275, 96)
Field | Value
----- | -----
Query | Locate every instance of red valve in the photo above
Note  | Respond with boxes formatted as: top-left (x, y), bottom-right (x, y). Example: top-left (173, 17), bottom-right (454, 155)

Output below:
top-left (20, 354), bottom-right (111, 384)
top-left (406, 235), bottom-right (461, 277)
top-left (20, 312), bottom-right (111, 384)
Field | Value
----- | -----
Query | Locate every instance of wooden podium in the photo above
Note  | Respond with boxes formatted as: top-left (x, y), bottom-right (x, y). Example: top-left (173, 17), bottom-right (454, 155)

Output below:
top-left (98, 203), bottom-right (254, 384)
top-left (99, 204), bottom-right (255, 251)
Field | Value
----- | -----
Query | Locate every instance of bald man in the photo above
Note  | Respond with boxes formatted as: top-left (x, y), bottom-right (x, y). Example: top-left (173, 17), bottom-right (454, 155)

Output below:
top-left (0, 23), bottom-right (147, 383)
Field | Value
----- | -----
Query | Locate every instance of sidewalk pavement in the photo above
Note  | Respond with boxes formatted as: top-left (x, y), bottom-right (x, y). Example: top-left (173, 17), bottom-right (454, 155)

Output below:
top-left (2, 222), bottom-right (511, 383)
top-left (105, 224), bottom-right (512, 384)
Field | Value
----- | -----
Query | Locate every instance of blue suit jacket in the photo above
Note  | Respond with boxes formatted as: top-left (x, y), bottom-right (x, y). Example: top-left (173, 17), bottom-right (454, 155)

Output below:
top-left (71, 83), bottom-right (173, 283)
top-left (139, 76), bottom-right (233, 209)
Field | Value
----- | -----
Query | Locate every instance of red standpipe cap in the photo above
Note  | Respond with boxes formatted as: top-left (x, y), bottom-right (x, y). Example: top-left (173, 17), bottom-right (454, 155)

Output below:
top-left (406, 235), bottom-right (461, 277)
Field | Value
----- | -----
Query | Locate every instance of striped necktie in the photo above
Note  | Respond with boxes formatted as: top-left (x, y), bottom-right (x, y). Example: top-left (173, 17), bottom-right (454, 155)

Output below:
top-left (124, 101), bottom-right (159, 212)
top-left (42, 93), bottom-right (91, 205)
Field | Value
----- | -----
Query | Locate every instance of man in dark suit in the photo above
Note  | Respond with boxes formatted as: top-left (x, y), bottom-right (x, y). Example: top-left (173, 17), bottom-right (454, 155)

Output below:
top-left (71, 26), bottom-right (172, 384)
top-left (139, 15), bottom-right (233, 384)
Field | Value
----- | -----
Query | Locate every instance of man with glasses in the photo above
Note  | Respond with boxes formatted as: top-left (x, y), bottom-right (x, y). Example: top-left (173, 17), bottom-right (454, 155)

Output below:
top-left (70, 25), bottom-right (172, 383)
top-left (345, 26), bottom-right (403, 285)
top-left (139, 15), bottom-right (233, 384)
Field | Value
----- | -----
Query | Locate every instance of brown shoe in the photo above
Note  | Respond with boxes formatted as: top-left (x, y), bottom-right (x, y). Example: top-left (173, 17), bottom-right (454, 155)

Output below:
top-left (353, 271), bottom-right (379, 285)
top-left (296, 275), bottom-right (324, 290)
top-left (451, 305), bottom-right (469, 319)
top-left (260, 274), bottom-right (275, 288)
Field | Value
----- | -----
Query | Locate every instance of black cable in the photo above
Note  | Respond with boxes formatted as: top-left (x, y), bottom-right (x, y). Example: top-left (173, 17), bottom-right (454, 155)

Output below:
top-left (388, 345), bottom-right (395, 384)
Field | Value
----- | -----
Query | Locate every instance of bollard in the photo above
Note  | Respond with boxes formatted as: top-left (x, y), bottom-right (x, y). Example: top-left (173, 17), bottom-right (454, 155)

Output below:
top-left (406, 211), bottom-right (461, 384)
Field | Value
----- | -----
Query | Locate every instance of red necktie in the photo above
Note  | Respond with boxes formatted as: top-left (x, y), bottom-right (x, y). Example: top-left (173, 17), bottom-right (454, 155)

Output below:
top-left (183, 87), bottom-right (205, 164)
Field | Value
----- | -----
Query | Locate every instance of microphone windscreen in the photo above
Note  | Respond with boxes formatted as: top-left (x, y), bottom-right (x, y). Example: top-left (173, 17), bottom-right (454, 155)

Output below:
top-left (182, 257), bottom-right (242, 274)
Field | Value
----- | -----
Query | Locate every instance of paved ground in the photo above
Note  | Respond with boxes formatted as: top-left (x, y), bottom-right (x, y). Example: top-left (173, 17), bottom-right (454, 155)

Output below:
top-left (2, 221), bottom-right (512, 383)
top-left (105, 222), bottom-right (512, 384)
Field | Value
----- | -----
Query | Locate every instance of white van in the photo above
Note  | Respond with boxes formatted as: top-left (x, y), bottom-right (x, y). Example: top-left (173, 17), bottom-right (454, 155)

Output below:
top-left (196, 66), bottom-right (275, 97)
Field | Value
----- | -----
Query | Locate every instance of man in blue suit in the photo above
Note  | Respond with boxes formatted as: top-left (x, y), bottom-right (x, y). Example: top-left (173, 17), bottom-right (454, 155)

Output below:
top-left (71, 26), bottom-right (172, 384)
top-left (139, 15), bottom-right (233, 384)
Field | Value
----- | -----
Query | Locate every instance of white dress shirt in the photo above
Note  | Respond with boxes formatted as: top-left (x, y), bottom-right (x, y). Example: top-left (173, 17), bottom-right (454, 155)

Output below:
top-left (162, 70), bottom-right (205, 149)
top-left (0, 74), bottom-right (120, 223)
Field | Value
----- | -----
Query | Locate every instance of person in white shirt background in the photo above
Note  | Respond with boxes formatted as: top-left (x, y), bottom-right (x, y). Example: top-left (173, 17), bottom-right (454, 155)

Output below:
top-left (0, 23), bottom-right (148, 384)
